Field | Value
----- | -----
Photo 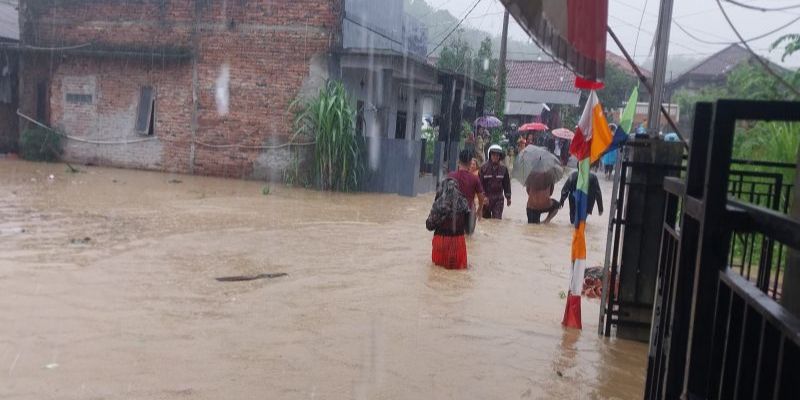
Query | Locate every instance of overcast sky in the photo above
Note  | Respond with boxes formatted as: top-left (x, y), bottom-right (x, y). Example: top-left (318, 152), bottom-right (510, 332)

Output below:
top-left (420, 0), bottom-right (800, 67)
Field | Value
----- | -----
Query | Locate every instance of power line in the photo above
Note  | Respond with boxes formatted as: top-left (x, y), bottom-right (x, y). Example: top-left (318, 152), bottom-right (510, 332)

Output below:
top-left (427, 0), bottom-right (483, 57)
top-left (425, 3), bottom-right (498, 47)
top-left (673, 15), bottom-right (800, 45)
top-left (633, 0), bottom-right (650, 59)
top-left (724, 0), bottom-right (800, 12)
top-left (608, 15), bottom-right (702, 54)
top-left (716, 0), bottom-right (800, 97)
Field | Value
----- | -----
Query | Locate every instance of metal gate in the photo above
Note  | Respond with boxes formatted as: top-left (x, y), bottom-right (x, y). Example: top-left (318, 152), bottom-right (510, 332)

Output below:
top-left (643, 100), bottom-right (800, 399)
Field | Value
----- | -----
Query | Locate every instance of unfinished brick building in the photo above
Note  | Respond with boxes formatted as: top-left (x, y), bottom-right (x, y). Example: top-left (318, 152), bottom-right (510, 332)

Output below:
top-left (13, 0), bottom-right (341, 178)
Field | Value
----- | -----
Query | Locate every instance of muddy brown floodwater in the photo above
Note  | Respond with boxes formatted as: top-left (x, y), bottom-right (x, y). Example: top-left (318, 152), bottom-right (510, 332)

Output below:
top-left (0, 159), bottom-right (647, 399)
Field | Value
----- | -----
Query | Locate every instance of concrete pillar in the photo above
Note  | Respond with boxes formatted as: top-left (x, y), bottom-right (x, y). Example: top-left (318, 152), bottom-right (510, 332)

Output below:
top-left (616, 138), bottom-right (683, 342)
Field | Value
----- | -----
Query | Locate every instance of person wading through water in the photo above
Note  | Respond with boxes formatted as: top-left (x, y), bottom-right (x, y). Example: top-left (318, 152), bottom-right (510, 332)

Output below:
top-left (560, 165), bottom-right (604, 224)
top-left (480, 145), bottom-right (511, 219)
top-left (525, 168), bottom-right (560, 224)
top-left (448, 149), bottom-right (485, 234)
top-left (426, 177), bottom-right (470, 269)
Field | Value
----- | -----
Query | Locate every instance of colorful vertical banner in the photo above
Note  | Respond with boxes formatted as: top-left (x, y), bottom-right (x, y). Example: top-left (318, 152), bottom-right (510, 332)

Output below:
top-left (563, 90), bottom-right (613, 330)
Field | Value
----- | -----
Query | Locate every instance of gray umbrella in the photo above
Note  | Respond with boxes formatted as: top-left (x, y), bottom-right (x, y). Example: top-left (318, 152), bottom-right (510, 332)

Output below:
top-left (513, 144), bottom-right (564, 187)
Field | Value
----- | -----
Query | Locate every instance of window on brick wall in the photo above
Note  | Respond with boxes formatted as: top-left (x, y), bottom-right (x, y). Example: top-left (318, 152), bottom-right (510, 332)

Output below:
top-left (66, 93), bottom-right (92, 104)
top-left (135, 86), bottom-right (155, 136)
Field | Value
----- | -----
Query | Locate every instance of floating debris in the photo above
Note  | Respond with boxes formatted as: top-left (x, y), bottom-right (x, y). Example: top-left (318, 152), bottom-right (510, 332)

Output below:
top-left (168, 179), bottom-right (183, 184)
top-left (44, 363), bottom-right (59, 369)
top-left (70, 237), bottom-right (91, 244)
top-left (215, 273), bottom-right (287, 282)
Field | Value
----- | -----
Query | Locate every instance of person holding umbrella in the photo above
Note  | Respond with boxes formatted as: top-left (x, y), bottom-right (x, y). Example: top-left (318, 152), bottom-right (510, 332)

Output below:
top-left (479, 145), bottom-right (512, 219)
top-left (513, 144), bottom-right (564, 224)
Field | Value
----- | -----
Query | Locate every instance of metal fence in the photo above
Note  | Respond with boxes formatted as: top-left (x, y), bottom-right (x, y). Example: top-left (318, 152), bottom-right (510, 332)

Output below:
top-left (643, 100), bottom-right (800, 400)
top-left (601, 154), bottom-right (795, 338)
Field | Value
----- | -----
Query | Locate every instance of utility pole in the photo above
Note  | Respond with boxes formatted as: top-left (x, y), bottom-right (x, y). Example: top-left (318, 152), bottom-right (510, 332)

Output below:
top-left (495, 10), bottom-right (509, 115)
top-left (646, 0), bottom-right (674, 137)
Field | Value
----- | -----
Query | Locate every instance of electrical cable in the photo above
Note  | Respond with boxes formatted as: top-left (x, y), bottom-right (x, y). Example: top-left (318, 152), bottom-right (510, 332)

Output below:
top-left (724, 0), bottom-right (800, 12)
top-left (716, 0), bottom-right (800, 98)
top-left (427, 0), bottom-right (484, 57)
top-left (633, 0), bottom-right (650, 59)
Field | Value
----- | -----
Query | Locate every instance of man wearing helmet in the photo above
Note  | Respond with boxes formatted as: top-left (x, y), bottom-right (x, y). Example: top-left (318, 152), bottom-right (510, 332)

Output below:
top-left (479, 144), bottom-right (512, 219)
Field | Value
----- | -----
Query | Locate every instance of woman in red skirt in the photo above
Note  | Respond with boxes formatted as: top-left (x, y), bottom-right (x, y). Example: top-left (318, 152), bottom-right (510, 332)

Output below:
top-left (426, 177), bottom-right (469, 269)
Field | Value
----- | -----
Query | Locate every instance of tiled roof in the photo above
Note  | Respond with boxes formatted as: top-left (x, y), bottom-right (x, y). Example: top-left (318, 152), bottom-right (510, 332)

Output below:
top-left (505, 60), bottom-right (579, 92)
top-left (606, 51), bottom-right (651, 78)
top-left (0, 2), bottom-right (18, 41)
top-left (683, 44), bottom-right (751, 77)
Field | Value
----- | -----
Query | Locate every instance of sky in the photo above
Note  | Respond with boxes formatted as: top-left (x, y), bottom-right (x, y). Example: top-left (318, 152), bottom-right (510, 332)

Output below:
top-left (419, 0), bottom-right (800, 67)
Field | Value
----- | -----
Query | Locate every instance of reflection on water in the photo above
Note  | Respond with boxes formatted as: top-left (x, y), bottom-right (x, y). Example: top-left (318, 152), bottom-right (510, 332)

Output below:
top-left (0, 160), bottom-right (646, 399)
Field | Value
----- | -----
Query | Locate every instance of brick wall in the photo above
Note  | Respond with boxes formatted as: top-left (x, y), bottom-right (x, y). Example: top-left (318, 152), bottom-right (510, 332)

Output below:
top-left (19, 0), bottom-right (343, 178)
top-left (50, 57), bottom-right (192, 170)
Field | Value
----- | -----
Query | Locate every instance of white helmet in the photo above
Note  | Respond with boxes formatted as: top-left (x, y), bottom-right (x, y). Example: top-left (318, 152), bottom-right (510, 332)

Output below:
top-left (487, 144), bottom-right (504, 160)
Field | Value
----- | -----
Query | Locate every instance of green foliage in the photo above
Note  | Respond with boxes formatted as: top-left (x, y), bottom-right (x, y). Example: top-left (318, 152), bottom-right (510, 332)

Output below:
top-left (597, 63), bottom-right (638, 109)
top-left (19, 127), bottom-right (62, 162)
top-left (771, 34), bottom-right (800, 62)
top-left (292, 81), bottom-right (365, 192)
top-left (733, 121), bottom-right (799, 184)
top-left (421, 126), bottom-right (437, 164)
top-left (461, 121), bottom-right (472, 141)
top-left (437, 33), bottom-right (473, 75)
top-left (489, 128), bottom-right (504, 147)
top-left (261, 185), bottom-right (271, 196)
top-left (437, 35), bottom-right (504, 116)
top-left (674, 63), bottom-right (800, 129)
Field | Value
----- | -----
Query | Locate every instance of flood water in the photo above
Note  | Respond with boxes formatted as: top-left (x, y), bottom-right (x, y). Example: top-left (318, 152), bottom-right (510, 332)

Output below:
top-left (0, 159), bottom-right (646, 399)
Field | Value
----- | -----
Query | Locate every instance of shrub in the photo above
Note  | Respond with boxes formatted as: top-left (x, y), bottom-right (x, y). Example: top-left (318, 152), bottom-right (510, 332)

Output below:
top-left (19, 128), bottom-right (62, 162)
top-left (292, 81), bottom-right (365, 192)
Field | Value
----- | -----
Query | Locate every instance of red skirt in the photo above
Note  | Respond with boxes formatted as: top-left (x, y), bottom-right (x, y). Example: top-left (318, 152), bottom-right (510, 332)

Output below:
top-left (431, 234), bottom-right (468, 269)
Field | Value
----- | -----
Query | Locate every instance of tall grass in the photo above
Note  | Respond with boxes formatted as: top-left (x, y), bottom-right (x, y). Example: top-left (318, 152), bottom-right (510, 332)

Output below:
top-left (292, 81), bottom-right (365, 192)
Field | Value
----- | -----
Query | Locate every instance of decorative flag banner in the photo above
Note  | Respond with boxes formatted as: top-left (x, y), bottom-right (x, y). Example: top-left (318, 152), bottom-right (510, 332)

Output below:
top-left (619, 84), bottom-right (639, 134)
top-left (563, 90), bottom-right (616, 330)
top-left (498, 0), bottom-right (609, 86)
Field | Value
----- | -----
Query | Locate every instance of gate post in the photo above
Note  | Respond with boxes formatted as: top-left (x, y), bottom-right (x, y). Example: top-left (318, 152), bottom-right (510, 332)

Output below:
top-left (616, 138), bottom-right (683, 341)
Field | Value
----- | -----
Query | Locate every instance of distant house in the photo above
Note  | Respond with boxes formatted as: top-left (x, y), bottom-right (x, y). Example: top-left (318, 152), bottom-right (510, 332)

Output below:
top-left (340, 0), bottom-right (490, 195)
top-left (2, 0), bottom-right (483, 196)
top-left (665, 44), bottom-right (785, 99)
top-left (0, 0), bottom-right (18, 152)
top-left (606, 51), bottom-right (651, 80)
top-left (504, 60), bottom-right (580, 128)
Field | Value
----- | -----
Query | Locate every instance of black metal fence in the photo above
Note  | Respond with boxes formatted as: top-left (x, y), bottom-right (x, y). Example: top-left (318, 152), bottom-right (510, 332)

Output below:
top-left (601, 153), bottom-right (795, 338)
top-left (643, 100), bottom-right (800, 400)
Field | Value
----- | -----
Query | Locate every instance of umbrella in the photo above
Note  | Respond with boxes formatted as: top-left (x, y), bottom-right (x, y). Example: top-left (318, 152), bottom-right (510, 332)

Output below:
top-left (512, 144), bottom-right (564, 186)
top-left (551, 128), bottom-right (575, 140)
top-left (519, 122), bottom-right (549, 131)
top-left (475, 115), bottom-right (502, 128)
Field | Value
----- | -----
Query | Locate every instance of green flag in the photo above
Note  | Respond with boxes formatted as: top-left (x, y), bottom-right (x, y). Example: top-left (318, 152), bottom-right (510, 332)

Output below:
top-left (619, 85), bottom-right (639, 134)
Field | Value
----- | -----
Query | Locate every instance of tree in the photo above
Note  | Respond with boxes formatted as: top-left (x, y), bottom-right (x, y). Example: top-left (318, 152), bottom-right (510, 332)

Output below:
top-left (771, 34), bottom-right (800, 62)
top-left (596, 63), bottom-right (638, 110)
top-left (437, 35), bottom-right (504, 116)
